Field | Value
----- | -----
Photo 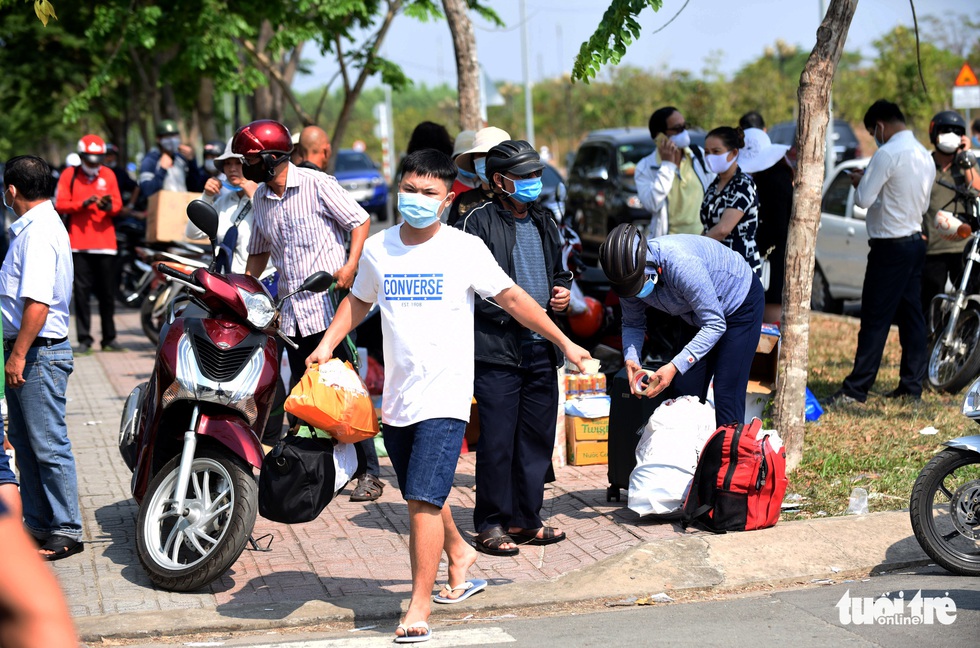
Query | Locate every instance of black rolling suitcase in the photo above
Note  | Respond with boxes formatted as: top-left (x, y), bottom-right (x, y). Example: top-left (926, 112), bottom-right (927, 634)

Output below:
top-left (606, 366), bottom-right (670, 502)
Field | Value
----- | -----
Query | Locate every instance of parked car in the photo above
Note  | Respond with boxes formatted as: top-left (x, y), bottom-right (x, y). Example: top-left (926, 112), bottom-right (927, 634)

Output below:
top-left (564, 128), bottom-right (656, 262)
top-left (332, 149), bottom-right (388, 219)
top-left (768, 119), bottom-right (862, 168)
top-left (539, 162), bottom-right (565, 222)
top-left (813, 157), bottom-right (870, 312)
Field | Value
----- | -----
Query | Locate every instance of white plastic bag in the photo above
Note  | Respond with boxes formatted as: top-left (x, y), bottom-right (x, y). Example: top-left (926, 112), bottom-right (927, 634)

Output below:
top-left (628, 396), bottom-right (716, 517)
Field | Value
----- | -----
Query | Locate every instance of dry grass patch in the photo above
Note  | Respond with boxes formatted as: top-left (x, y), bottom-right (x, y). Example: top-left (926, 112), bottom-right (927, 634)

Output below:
top-left (784, 313), bottom-right (975, 519)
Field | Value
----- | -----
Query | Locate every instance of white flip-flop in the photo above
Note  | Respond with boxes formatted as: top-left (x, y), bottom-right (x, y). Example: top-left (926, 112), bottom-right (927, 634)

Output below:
top-left (432, 578), bottom-right (488, 604)
top-left (394, 620), bottom-right (431, 643)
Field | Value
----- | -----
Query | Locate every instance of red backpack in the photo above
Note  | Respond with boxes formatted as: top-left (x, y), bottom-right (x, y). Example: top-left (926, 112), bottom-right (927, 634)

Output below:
top-left (682, 418), bottom-right (788, 532)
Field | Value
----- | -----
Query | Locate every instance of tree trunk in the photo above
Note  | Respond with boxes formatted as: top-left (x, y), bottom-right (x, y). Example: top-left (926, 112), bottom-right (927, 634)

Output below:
top-left (197, 77), bottom-right (218, 143)
top-left (331, 0), bottom-right (401, 153)
top-left (775, 0), bottom-right (858, 471)
top-left (442, 0), bottom-right (481, 131)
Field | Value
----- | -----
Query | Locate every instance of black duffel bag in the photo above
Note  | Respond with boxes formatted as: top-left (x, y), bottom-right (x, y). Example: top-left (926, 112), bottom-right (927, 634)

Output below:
top-left (258, 434), bottom-right (365, 523)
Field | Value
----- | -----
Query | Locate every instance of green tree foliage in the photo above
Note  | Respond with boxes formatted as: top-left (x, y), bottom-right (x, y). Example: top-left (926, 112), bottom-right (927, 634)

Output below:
top-left (571, 0), bottom-right (662, 82)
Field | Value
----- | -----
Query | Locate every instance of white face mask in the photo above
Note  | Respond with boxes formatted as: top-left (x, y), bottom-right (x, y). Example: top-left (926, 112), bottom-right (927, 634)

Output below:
top-left (81, 162), bottom-right (100, 177)
top-left (160, 136), bottom-right (180, 154)
top-left (669, 130), bottom-right (691, 149)
top-left (936, 132), bottom-right (962, 155)
top-left (705, 152), bottom-right (736, 174)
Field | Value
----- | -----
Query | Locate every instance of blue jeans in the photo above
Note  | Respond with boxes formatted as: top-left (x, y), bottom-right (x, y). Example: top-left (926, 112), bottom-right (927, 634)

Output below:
top-left (383, 418), bottom-right (465, 508)
top-left (3, 340), bottom-right (81, 541)
top-left (673, 277), bottom-right (765, 426)
top-left (0, 413), bottom-right (16, 486)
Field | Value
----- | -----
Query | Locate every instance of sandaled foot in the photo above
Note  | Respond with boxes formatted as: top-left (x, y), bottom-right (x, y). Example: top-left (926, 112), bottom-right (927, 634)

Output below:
top-left (474, 526), bottom-right (519, 556)
top-left (434, 578), bottom-right (487, 604)
top-left (39, 534), bottom-right (84, 561)
top-left (394, 620), bottom-right (431, 643)
top-left (350, 474), bottom-right (384, 502)
top-left (509, 526), bottom-right (566, 546)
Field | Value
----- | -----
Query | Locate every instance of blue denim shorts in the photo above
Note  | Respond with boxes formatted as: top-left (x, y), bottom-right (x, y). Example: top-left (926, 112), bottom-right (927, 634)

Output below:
top-left (0, 415), bottom-right (15, 486)
top-left (383, 418), bottom-right (465, 508)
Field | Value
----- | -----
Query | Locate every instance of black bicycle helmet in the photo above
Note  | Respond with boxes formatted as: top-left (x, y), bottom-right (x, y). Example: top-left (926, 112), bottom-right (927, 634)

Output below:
top-left (484, 139), bottom-right (544, 180)
top-left (929, 110), bottom-right (966, 144)
top-left (599, 223), bottom-right (648, 298)
top-left (203, 140), bottom-right (225, 157)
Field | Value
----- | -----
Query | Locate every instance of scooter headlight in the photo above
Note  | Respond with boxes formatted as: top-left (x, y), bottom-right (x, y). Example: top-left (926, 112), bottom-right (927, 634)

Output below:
top-left (962, 375), bottom-right (980, 418)
top-left (236, 287), bottom-right (277, 329)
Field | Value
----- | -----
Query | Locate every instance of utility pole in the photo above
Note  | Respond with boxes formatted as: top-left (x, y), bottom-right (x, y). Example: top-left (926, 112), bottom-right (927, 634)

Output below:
top-left (520, 0), bottom-right (535, 147)
top-left (820, 0), bottom-right (835, 180)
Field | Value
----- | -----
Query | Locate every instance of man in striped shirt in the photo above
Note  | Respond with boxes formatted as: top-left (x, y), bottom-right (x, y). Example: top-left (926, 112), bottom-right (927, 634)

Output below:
top-left (235, 120), bottom-right (371, 400)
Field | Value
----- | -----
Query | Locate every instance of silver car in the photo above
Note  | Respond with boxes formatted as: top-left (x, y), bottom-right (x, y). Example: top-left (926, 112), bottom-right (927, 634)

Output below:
top-left (813, 158), bottom-right (871, 312)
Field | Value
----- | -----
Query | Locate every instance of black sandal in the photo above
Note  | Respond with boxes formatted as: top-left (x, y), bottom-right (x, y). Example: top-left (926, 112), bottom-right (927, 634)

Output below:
top-left (474, 526), bottom-right (519, 556)
top-left (510, 527), bottom-right (566, 546)
top-left (39, 534), bottom-right (84, 562)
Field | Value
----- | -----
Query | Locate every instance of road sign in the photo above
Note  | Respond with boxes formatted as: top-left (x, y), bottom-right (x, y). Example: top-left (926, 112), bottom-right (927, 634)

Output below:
top-left (953, 87), bottom-right (980, 110)
top-left (955, 62), bottom-right (978, 87)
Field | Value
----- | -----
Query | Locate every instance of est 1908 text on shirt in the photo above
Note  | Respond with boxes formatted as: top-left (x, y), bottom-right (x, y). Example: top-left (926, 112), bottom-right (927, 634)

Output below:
top-left (0, 200), bottom-right (73, 338)
top-left (351, 224), bottom-right (514, 427)
top-left (247, 163), bottom-right (369, 337)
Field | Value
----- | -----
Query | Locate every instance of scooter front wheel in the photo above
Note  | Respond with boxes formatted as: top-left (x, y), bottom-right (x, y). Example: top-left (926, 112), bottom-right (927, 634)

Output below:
top-left (910, 447), bottom-right (980, 577)
top-left (136, 447), bottom-right (257, 592)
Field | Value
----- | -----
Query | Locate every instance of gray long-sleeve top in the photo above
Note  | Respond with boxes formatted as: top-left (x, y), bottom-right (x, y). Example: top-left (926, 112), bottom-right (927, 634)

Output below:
top-left (621, 234), bottom-right (756, 374)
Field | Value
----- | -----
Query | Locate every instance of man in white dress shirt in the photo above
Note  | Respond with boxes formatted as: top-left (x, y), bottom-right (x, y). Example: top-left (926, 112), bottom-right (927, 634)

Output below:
top-left (828, 100), bottom-right (936, 405)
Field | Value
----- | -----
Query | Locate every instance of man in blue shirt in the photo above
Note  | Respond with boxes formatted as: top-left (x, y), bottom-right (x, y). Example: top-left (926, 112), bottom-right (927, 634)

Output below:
top-left (1, 155), bottom-right (83, 561)
top-left (600, 225), bottom-right (764, 427)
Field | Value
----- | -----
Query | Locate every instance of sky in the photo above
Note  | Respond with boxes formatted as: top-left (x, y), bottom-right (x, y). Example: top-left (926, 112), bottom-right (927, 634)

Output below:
top-left (292, 0), bottom-right (974, 93)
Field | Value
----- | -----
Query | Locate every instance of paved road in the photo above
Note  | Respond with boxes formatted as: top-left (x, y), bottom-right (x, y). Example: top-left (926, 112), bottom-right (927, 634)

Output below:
top-left (91, 565), bottom-right (980, 647)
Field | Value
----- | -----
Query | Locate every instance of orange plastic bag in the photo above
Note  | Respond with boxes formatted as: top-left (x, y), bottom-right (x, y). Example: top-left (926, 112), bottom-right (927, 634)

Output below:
top-left (284, 359), bottom-right (380, 443)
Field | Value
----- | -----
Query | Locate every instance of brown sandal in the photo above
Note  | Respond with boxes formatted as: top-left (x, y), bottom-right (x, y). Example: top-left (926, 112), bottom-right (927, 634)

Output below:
top-left (350, 474), bottom-right (384, 502)
top-left (474, 526), bottom-right (519, 556)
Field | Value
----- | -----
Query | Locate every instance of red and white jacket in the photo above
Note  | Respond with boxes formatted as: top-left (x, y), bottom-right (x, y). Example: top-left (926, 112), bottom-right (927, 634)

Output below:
top-left (55, 166), bottom-right (122, 253)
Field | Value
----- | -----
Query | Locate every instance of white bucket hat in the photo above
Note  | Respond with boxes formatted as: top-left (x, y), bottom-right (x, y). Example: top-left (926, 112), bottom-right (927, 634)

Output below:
top-left (455, 126), bottom-right (511, 172)
top-left (213, 136), bottom-right (243, 172)
top-left (452, 130), bottom-right (477, 159)
top-left (738, 128), bottom-right (790, 174)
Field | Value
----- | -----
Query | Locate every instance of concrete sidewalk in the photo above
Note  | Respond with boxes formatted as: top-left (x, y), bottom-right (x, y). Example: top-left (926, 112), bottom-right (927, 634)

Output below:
top-left (52, 310), bottom-right (928, 643)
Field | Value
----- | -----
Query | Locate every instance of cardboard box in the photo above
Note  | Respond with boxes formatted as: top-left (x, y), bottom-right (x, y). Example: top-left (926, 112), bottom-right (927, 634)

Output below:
top-left (565, 415), bottom-right (609, 441)
top-left (566, 437), bottom-right (608, 466)
top-left (146, 190), bottom-right (199, 242)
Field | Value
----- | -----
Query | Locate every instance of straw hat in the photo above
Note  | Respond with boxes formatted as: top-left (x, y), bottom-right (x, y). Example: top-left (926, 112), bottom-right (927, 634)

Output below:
top-left (454, 126), bottom-right (511, 172)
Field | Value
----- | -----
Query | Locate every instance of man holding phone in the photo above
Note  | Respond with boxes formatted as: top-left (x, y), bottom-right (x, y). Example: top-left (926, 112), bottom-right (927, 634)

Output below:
top-left (55, 134), bottom-right (124, 354)
top-left (138, 119), bottom-right (206, 198)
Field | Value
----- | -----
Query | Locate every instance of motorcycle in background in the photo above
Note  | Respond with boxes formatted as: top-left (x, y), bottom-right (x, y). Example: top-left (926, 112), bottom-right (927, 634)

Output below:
top-left (118, 199), bottom-right (333, 591)
top-left (927, 167), bottom-right (980, 393)
top-left (910, 373), bottom-right (980, 576)
top-left (138, 245), bottom-right (212, 345)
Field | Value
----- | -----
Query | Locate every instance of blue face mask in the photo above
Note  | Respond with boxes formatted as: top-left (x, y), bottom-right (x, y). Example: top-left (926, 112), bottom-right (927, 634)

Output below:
top-left (221, 179), bottom-right (242, 192)
top-left (2, 187), bottom-right (11, 211)
top-left (474, 157), bottom-right (488, 184)
top-left (873, 123), bottom-right (884, 148)
top-left (398, 192), bottom-right (444, 229)
top-left (635, 276), bottom-right (656, 299)
top-left (973, 135), bottom-right (980, 148)
top-left (457, 167), bottom-right (477, 180)
top-left (507, 177), bottom-right (543, 204)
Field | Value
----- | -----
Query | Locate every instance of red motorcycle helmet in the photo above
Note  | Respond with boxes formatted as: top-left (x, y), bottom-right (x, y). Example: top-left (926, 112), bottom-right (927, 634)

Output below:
top-left (232, 120), bottom-right (293, 183)
top-left (568, 296), bottom-right (603, 339)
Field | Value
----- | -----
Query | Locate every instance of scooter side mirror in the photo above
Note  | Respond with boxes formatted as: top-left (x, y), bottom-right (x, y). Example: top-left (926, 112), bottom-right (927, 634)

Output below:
top-left (299, 270), bottom-right (335, 294)
top-left (186, 200), bottom-right (220, 273)
top-left (187, 200), bottom-right (220, 241)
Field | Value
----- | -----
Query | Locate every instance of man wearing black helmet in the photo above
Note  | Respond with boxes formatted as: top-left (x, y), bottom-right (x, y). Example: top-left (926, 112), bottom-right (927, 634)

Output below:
top-left (600, 225), bottom-right (763, 427)
top-left (922, 110), bottom-right (980, 314)
top-left (455, 139), bottom-right (572, 556)
top-left (138, 119), bottom-right (206, 198)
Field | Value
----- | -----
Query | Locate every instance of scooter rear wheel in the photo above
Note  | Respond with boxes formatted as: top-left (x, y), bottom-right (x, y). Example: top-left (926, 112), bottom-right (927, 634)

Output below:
top-left (136, 447), bottom-right (257, 592)
top-left (910, 447), bottom-right (980, 577)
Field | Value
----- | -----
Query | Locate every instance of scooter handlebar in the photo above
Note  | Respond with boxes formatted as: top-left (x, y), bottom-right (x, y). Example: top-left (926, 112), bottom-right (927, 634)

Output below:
top-left (157, 263), bottom-right (195, 283)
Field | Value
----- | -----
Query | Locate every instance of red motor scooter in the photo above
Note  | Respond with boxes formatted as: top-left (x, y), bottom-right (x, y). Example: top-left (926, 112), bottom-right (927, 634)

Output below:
top-left (118, 200), bottom-right (332, 592)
